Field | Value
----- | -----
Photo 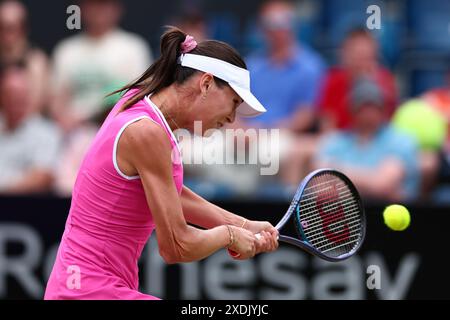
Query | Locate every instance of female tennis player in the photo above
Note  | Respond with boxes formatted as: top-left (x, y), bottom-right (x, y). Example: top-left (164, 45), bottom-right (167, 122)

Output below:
top-left (44, 27), bottom-right (278, 300)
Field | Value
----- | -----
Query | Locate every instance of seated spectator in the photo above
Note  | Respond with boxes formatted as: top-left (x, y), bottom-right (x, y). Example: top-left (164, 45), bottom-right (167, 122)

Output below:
top-left (176, 2), bottom-right (326, 198)
top-left (50, 0), bottom-right (153, 132)
top-left (314, 77), bottom-right (419, 202)
top-left (211, 0), bottom-right (326, 192)
top-left (244, 0), bottom-right (325, 132)
top-left (0, 0), bottom-right (49, 114)
top-left (398, 65), bottom-right (450, 199)
top-left (0, 64), bottom-right (61, 194)
top-left (424, 76), bottom-right (450, 202)
top-left (318, 28), bottom-right (397, 131)
top-left (422, 67), bottom-right (450, 153)
top-left (391, 99), bottom-right (446, 199)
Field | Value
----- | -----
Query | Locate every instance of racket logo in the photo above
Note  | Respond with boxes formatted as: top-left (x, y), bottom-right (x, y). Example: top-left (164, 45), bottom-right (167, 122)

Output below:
top-left (316, 184), bottom-right (350, 244)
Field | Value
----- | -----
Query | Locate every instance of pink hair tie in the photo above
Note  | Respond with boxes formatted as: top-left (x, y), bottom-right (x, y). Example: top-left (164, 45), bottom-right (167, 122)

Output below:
top-left (180, 35), bottom-right (197, 53)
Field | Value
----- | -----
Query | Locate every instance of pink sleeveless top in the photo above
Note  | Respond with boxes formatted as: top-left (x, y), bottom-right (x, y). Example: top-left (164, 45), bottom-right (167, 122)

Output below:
top-left (44, 90), bottom-right (183, 300)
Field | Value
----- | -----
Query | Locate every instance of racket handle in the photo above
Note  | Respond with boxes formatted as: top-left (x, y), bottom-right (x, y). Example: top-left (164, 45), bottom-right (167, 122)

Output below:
top-left (228, 233), bottom-right (262, 258)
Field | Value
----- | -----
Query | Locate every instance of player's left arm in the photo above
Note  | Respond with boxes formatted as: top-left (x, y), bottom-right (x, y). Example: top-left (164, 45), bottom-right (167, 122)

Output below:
top-left (180, 185), bottom-right (278, 253)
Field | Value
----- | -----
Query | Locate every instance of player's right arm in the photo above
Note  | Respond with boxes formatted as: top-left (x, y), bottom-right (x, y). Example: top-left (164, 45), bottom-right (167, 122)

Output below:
top-left (118, 119), bottom-right (257, 263)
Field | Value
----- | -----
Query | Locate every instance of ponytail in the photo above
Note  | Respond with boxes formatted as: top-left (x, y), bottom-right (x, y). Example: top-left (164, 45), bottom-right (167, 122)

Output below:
top-left (110, 26), bottom-right (189, 111)
top-left (110, 26), bottom-right (247, 112)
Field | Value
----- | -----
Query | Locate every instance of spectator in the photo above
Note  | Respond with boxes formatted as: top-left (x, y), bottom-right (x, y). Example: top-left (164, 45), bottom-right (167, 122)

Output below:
top-left (422, 70), bottom-right (450, 202)
top-left (318, 28), bottom-right (397, 131)
top-left (423, 63), bottom-right (450, 162)
top-left (51, 0), bottom-right (153, 132)
top-left (314, 77), bottom-right (419, 202)
top-left (211, 0), bottom-right (326, 191)
top-left (422, 68), bottom-right (450, 152)
top-left (391, 98), bottom-right (446, 199)
top-left (0, 0), bottom-right (49, 114)
top-left (0, 64), bottom-right (61, 194)
top-left (244, 0), bottom-right (325, 132)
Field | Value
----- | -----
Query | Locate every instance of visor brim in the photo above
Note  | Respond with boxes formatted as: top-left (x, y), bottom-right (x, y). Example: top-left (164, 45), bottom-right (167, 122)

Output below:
top-left (229, 83), bottom-right (267, 117)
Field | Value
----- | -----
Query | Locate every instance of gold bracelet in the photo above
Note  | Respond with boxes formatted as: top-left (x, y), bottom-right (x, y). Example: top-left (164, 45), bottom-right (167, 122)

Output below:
top-left (241, 218), bottom-right (247, 229)
top-left (226, 225), bottom-right (234, 248)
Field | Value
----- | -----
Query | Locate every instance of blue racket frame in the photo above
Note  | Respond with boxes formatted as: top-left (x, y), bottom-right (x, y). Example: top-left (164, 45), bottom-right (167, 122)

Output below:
top-left (276, 168), bottom-right (366, 262)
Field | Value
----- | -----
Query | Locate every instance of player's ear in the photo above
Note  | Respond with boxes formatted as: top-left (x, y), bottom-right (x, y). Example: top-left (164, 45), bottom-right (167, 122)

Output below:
top-left (199, 73), bottom-right (214, 98)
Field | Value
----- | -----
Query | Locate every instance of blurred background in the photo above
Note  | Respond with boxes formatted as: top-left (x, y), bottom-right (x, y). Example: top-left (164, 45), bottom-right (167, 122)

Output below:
top-left (0, 0), bottom-right (449, 299)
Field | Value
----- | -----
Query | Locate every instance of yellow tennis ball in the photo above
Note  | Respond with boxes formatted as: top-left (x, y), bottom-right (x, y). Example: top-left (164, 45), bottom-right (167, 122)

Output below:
top-left (383, 205), bottom-right (411, 231)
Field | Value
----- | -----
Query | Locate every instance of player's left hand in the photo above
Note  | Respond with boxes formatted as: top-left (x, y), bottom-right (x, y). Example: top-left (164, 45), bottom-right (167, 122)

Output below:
top-left (245, 220), bottom-right (278, 254)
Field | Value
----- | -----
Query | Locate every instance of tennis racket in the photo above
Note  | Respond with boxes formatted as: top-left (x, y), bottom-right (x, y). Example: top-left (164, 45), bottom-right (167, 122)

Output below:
top-left (230, 168), bottom-right (366, 262)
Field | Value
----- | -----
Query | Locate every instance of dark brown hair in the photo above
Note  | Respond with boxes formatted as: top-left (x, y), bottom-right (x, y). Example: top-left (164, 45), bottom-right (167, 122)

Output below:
top-left (344, 27), bottom-right (376, 43)
top-left (110, 26), bottom-right (247, 111)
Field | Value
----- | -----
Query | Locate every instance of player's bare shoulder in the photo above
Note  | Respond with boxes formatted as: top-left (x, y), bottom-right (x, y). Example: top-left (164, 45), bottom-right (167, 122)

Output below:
top-left (120, 118), bottom-right (173, 172)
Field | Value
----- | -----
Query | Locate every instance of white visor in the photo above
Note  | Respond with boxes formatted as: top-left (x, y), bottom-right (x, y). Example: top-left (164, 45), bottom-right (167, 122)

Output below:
top-left (178, 53), bottom-right (266, 117)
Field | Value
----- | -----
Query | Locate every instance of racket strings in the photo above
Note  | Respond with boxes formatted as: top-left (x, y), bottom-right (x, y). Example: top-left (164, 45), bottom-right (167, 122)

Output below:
top-left (298, 172), bottom-right (363, 258)
top-left (301, 177), bottom-right (342, 192)
top-left (299, 182), bottom-right (350, 203)
top-left (307, 223), bottom-right (360, 252)
top-left (298, 192), bottom-right (358, 224)
top-left (299, 188), bottom-right (354, 212)
top-left (321, 236), bottom-right (361, 254)
top-left (310, 221), bottom-right (361, 247)
top-left (300, 208), bottom-right (361, 237)
top-left (315, 175), bottom-right (361, 256)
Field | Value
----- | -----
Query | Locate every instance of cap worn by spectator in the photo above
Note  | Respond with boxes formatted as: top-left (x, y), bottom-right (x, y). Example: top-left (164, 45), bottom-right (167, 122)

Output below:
top-left (350, 77), bottom-right (384, 112)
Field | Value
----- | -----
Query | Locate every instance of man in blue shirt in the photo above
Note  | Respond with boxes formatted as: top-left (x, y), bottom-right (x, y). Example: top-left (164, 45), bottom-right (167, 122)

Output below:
top-left (315, 77), bottom-right (420, 202)
top-left (244, 0), bottom-right (325, 132)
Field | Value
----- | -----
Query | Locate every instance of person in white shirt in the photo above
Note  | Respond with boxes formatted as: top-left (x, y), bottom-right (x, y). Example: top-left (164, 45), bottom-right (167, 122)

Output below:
top-left (50, 0), bottom-right (153, 132)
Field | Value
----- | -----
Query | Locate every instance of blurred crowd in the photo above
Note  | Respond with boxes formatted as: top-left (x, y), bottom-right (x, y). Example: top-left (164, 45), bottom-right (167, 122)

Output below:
top-left (0, 0), bottom-right (449, 204)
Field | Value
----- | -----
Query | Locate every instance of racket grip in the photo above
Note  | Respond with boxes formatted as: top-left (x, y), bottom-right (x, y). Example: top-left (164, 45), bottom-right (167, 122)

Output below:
top-left (228, 233), bottom-right (262, 258)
